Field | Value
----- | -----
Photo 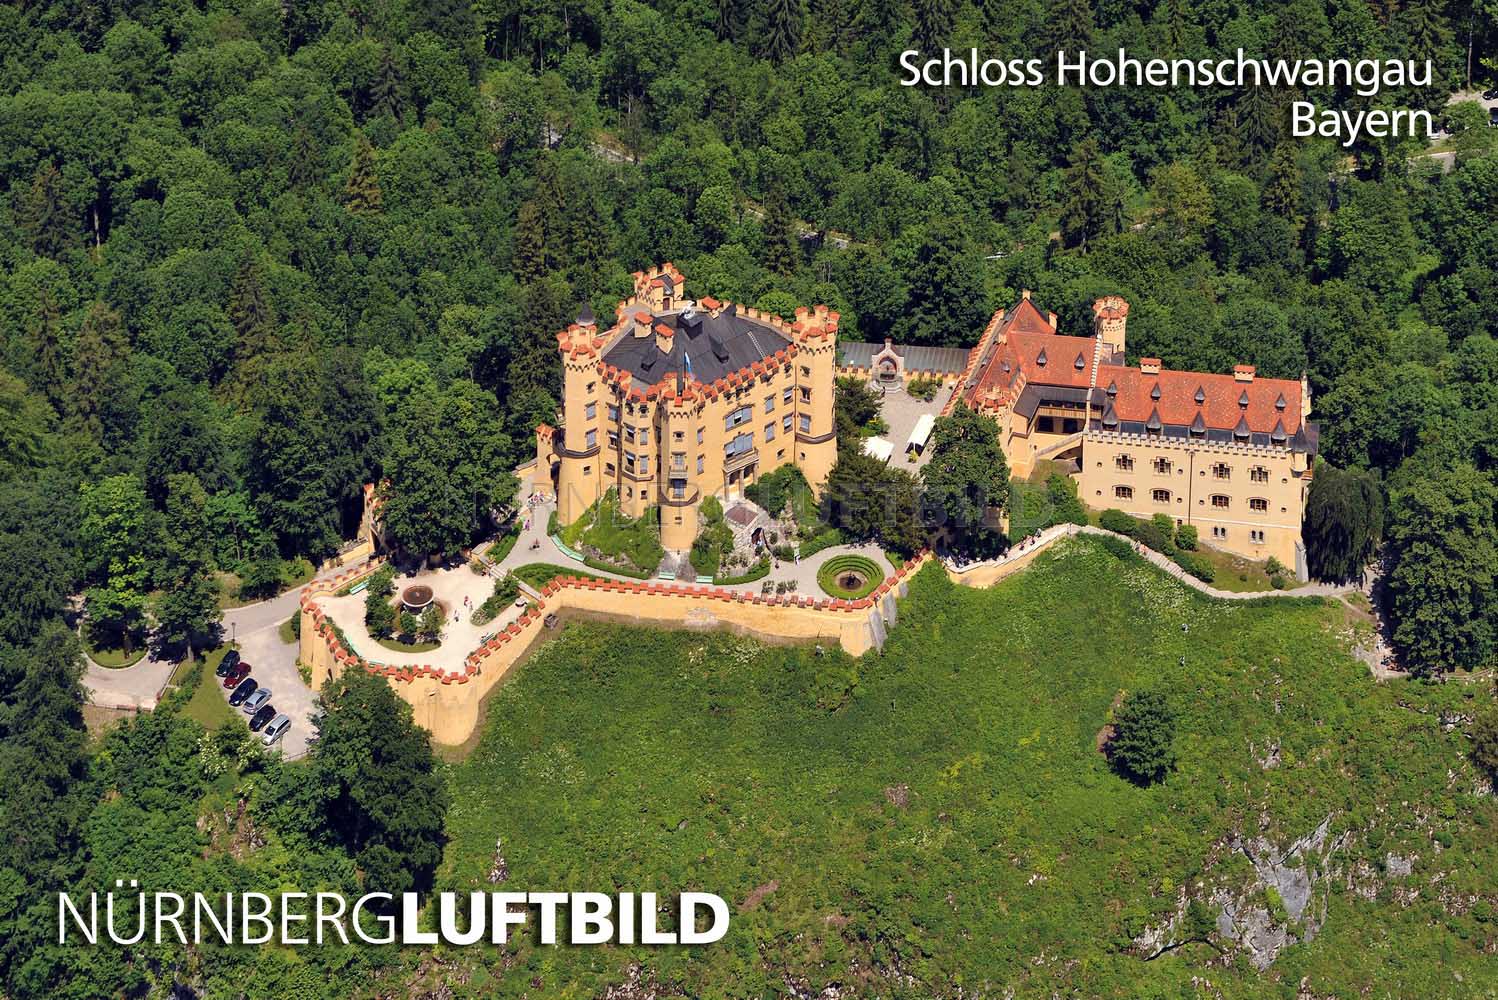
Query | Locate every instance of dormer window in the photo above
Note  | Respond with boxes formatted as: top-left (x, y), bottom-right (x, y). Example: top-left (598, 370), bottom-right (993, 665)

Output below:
top-left (1194, 386), bottom-right (1205, 405)
top-left (1074, 352), bottom-right (1086, 370)
top-left (1275, 393), bottom-right (1287, 410)
top-left (1036, 349), bottom-right (1047, 367)
top-left (1106, 381), bottom-right (1117, 396)
top-left (1150, 383), bottom-right (1161, 401)
top-left (1238, 390), bottom-right (1250, 408)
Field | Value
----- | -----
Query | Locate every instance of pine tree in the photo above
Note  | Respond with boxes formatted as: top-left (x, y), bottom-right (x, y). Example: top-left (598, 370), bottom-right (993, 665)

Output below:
top-left (714, 0), bottom-right (741, 40)
top-left (762, 185), bottom-right (800, 276)
top-left (1046, 0), bottom-right (1093, 53)
top-left (371, 47), bottom-right (405, 123)
top-left (1262, 141), bottom-right (1303, 224)
top-left (17, 162), bottom-right (70, 257)
top-left (229, 253), bottom-right (279, 363)
top-left (1059, 137), bottom-right (1106, 253)
top-left (764, 0), bottom-right (802, 62)
top-left (28, 289), bottom-right (65, 409)
top-left (912, 0), bottom-right (954, 53)
top-left (289, 124), bottom-right (321, 192)
top-left (512, 198), bottom-right (550, 285)
top-left (1239, 86), bottom-right (1281, 169)
top-left (344, 132), bottom-right (384, 215)
top-left (70, 302), bottom-right (127, 440)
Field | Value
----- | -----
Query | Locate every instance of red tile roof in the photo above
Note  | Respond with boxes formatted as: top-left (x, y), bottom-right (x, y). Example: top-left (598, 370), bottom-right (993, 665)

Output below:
top-left (1100, 365), bottom-right (1302, 435)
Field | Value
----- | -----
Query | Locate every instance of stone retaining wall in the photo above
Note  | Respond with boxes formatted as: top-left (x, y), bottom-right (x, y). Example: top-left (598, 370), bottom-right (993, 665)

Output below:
top-left (301, 553), bottom-right (933, 746)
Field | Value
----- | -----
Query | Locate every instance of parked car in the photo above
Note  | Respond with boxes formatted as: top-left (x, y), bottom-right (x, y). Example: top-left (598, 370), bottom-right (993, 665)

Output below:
top-left (215, 649), bottom-right (241, 677)
top-left (1483, 86), bottom-right (1498, 100)
top-left (248, 704), bottom-right (276, 731)
top-left (262, 714), bottom-right (291, 746)
top-left (242, 687), bottom-right (272, 715)
top-left (513, 596), bottom-right (529, 609)
top-left (222, 662), bottom-right (251, 688)
top-left (228, 678), bottom-right (258, 706)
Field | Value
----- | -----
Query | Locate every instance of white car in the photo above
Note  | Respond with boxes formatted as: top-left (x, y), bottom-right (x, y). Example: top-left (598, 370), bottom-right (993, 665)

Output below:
top-left (242, 687), bottom-right (272, 714)
top-left (262, 714), bottom-right (291, 746)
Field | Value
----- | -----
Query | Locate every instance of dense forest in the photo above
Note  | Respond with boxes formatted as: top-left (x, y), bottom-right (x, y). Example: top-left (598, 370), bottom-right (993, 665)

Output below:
top-left (1, 0), bottom-right (1496, 994)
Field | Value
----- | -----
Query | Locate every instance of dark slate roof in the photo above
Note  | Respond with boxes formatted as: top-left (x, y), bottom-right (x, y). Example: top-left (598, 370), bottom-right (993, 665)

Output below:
top-left (1014, 383), bottom-right (1092, 419)
top-left (603, 308), bottom-right (791, 389)
top-left (837, 341), bottom-right (971, 375)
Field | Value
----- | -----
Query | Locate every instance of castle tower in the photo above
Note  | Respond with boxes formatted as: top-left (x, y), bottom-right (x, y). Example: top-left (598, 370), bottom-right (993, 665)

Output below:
top-left (659, 392), bottom-right (700, 551)
top-left (1092, 295), bottom-right (1129, 358)
top-left (554, 321), bottom-right (605, 527)
top-left (792, 304), bottom-right (840, 495)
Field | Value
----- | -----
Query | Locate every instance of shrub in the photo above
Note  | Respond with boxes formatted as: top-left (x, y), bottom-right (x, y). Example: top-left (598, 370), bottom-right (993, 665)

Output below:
top-left (906, 375), bottom-right (941, 401)
top-left (798, 528), bottom-right (844, 559)
top-left (1265, 556), bottom-right (1287, 577)
top-left (1174, 551), bottom-right (1216, 583)
top-left (1175, 524), bottom-right (1198, 551)
top-left (365, 589), bottom-right (396, 636)
top-left (546, 510), bottom-right (559, 535)
top-left (1133, 517), bottom-right (1173, 555)
top-left (1046, 474), bottom-right (1089, 526)
top-left (1270, 574), bottom-right (1288, 590)
top-left (1099, 509), bottom-right (1137, 535)
top-left (1471, 708), bottom-right (1498, 779)
top-left (472, 574), bottom-right (522, 626)
top-left (1098, 535), bottom-right (1137, 561)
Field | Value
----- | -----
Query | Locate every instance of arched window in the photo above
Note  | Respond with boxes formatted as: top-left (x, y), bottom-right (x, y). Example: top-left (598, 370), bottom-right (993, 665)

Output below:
top-left (1211, 494), bottom-right (1230, 509)
top-left (1114, 485), bottom-right (1134, 500)
top-left (1152, 488), bottom-right (1171, 504)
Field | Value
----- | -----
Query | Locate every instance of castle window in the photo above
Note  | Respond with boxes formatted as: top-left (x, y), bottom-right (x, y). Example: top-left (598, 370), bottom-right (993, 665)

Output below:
top-left (725, 433), bottom-right (753, 458)
top-left (765, 395), bottom-right (775, 413)
top-left (608, 405), bottom-right (619, 422)
top-left (625, 426), bottom-right (636, 443)
top-left (800, 387), bottom-right (811, 403)
top-left (783, 387), bottom-right (793, 404)
top-left (697, 428), bottom-right (704, 444)
top-left (799, 414), bottom-right (811, 433)
top-left (671, 452), bottom-right (686, 471)
top-left (1211, 494), bottom-right (1229, 509)
top-left (697, 456), bottom-right (704, 474)
top-left (585, 402), bottom-right (597, 420)
top-left (765, 422), bottom-right (776, 441)
top-left (639, 455), bottom-right (650, 475)
top-left (585, 430), bottom-right (597, 449)
top-left (1250, 529), bottom-right (1265, 543)
top-left (608, 431), bottom-right (619, 449)
top-left (1153, 457), bottom-right (1172, 475)
top-left (725, 405), bottom-right (753, 430)
top-left (605, 462), bottom-right (616, 476)
top-left (1212, 463), bottom-right (1231, 480)
top-left (1152, 489), bottom-right (1171, 504)
top-left (1115, 454), bottom-right (1134, 471)
top-left (1114, 485), bottom-right (1134, 500)
top-left (624, 452), bottom-right (635, 473)
top-left (783, 414), bottom-right (793, 433)
top-left (800, 366), bottom-right (810, 377)
top-left (1249, 497), bottom-right (1268, 512)
top-left (1250, 466), bottom-right (1269, 483)
top-left (671, 479), bottom-right (686, 499)
top-left (1212, 526), bottom-right (1227, 539)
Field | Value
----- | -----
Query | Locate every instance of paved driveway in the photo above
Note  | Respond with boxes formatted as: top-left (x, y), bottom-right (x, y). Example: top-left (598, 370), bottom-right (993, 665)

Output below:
top-left (230, 617), bottom-right (319, 760)
top-left (81, 652), bottom-right (176, 711)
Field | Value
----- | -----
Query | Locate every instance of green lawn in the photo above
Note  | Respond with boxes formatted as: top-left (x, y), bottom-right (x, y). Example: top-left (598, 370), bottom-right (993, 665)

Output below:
top-left (178, 648), bottom-right (238, 731)
top-left (84, 635), bottom-right (148, 668)
top-left (375, 636), bottom-right (442, 653)
top-left (512, 562), bottom-right (609, 589)
top-left (436, 537), bottom-right (1497, 998)
top-left (560, 490), bottom-right (664, 575)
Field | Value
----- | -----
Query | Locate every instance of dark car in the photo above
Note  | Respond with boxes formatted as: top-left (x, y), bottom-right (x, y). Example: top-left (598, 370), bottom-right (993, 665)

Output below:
top-left (1484, 87), bottom-right (1498, 100)
top-left (228, 678), bottom-right (258, 707)
top-left (215, 649), bottom-right (241, 677)
top-left (221, 662), bottom-right (251, 688)
top-left (248, 704), bottom-right (277, 732)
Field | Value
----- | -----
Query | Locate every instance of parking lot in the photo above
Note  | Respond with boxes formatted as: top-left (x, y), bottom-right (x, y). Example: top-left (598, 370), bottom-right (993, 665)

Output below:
top-left (227, 618), bottom-right (319, 759)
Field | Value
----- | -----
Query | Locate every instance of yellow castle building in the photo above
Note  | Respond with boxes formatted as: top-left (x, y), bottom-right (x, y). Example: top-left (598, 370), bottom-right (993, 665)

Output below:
top-left (534, 264), bottom-right (839, 552)
top-left (954, 292), bottom-right (1319, 576)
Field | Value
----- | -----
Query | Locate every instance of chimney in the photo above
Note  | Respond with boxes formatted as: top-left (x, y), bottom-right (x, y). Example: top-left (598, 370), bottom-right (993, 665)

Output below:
top-left (1047, 311), bottom-right (1058, 329)
top-left (654, 322), bottom-right (675, 355)
top-left (1021, 289), bottom-right (1031, 300)
top-left (1234, 364), bottom-right (1256, 383)
top-left (632, 309), bottom-right (652, 338)
top-left (1140, 357), bottom-right (1161, 375)
top-left (700, 296), bottom-right (724, 318)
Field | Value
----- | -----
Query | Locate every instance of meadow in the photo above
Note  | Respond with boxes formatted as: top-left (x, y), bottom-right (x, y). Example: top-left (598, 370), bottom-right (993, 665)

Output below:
top-left (436, 538), bottom-right (1497, 999)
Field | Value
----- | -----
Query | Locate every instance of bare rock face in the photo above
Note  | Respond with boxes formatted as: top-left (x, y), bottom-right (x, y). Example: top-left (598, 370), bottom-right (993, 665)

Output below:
top-left (1135, 815), bottom-right (1349, 971)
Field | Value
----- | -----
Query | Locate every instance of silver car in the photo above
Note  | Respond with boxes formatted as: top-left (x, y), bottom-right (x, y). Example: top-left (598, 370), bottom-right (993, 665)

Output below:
top-left (262, 714), bottom-right (291, 746)
top-left (242, 687), bottom-right (272, 715)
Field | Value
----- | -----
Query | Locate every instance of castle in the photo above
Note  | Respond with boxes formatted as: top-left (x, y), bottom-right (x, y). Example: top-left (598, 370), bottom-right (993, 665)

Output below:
top-left (954, 292), bottom-right (1318, 575)
top-left (533, 264), bottom-right (839, 552)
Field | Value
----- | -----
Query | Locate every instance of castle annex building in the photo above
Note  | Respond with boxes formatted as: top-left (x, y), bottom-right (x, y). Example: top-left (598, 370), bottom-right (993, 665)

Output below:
top-left (534, 264), bottom-right (838, 551)
top-left (956, 293), bottom-right (1319, 574)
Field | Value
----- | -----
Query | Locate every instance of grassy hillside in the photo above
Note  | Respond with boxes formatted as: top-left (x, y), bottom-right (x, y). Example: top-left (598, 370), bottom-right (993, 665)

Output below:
top-left (437, 538), bottom-right (1496, 999)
